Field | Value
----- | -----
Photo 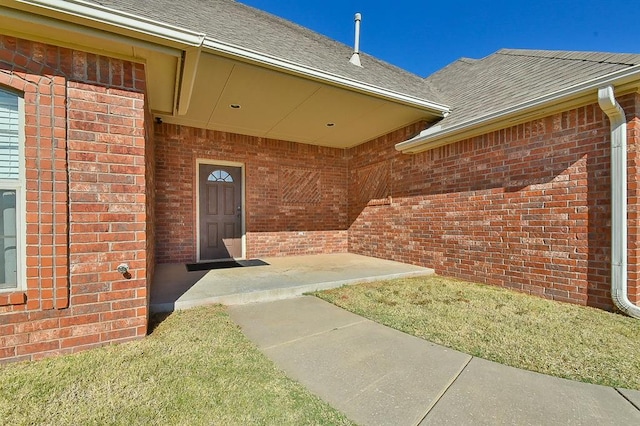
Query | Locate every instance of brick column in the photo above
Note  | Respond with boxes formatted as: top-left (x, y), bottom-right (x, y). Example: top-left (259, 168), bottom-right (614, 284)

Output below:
top-left (67, 82), bottom-right (148, 345)
top-left (0, 36), bottom-right (151, 362)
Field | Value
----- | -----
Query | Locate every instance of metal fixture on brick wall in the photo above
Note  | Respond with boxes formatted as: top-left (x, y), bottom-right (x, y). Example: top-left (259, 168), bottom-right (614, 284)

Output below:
top-left (349, 13), bottom-right (362, 67)
top-left (598, 85), bottom-right (640, 319)
top-left (117, 263), bottom-right (132, 279)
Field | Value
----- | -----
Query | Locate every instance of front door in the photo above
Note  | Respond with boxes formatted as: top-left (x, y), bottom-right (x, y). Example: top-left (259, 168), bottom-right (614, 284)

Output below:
top-left (198, 164), bottom-right (242, 260)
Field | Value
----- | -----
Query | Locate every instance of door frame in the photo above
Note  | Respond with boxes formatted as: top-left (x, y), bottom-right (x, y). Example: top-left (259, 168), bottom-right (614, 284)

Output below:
top-left (195, 158), bottom-right (246, 262)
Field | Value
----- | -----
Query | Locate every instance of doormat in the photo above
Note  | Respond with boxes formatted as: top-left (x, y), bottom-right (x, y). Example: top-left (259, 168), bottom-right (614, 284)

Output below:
top-left (185, 259), bottom-right (269, 272)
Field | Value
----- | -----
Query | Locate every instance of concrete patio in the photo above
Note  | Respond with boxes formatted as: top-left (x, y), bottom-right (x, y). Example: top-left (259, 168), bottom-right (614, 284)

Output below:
top-left (150, 253), bottom-right (435, 312)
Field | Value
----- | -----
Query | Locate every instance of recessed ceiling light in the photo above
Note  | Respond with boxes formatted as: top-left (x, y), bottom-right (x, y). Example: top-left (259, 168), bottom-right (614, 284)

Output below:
top-left (326, 122), bottom-right (335, 127)
top-left (230, 104), bottom-right (241, 109)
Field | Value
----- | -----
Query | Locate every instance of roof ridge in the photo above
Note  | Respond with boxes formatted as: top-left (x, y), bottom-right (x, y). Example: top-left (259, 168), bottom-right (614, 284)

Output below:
top-left (496, 49), bottom-right (638, 67)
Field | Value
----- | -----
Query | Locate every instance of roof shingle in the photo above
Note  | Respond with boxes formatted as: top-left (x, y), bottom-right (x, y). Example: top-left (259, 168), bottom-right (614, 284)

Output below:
top-left (78, 2), bottom-right (640, 133)
top-left (425, 49), bottom-right (640, 129)
top-left (85, 0), bottom-right (444, 104)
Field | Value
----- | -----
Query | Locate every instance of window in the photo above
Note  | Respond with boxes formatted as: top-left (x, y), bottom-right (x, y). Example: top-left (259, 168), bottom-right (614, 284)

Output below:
top-left (208, 170), bottom-right (233, 183)
top-left (0, 88), bottom-right (22, 291)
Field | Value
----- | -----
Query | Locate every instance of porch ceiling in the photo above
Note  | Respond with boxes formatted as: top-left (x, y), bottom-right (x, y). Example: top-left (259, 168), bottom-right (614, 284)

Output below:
top-left (1, 3), bottom-right (441, 149)
top-left (155, 52), bottom-right (435, 149)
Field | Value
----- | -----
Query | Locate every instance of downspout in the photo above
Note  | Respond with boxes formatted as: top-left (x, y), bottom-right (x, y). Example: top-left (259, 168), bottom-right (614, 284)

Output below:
top-left (597, 85), bottom-right (640, 318)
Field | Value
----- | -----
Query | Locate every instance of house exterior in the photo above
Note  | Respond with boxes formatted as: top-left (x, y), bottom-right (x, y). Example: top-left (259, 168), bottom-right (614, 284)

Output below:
top-left (1, 0), bottom-right (639, 362)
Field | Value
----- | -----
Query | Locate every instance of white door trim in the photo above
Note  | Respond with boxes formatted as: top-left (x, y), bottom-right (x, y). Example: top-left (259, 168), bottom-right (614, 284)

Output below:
top-left (195, 159), bottom-right (246, 262)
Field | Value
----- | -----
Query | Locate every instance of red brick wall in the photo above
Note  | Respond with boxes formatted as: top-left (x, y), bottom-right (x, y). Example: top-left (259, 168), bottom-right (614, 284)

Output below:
top-left (0, 36), bottom-right (150, 362)
top-left (626, 93), bottom-right (640, 304)
top-left (1, 35), bottom-right (635, 364)
top-left (144, 107), bottom-right (156, 308)
top-left (348, 95), bottom-right (640, 310)
top-left (154, 124), bottom-right (348, 263)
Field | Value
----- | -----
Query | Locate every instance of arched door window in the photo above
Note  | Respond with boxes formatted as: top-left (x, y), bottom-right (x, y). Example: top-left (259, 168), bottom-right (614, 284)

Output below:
top-left (207, 170), bottom-right (234, 183)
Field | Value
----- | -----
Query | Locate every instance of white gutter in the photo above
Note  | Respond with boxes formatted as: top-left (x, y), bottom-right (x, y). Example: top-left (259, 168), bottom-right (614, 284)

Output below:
top-left (598, 86), bottom-right (640, 319)
top-left (397, 64), bottom-right (640, 153)
top-left (15, 0), bottom-right (206, 46)
top-left (13, 0), bottom-right (450, 116)
top-left (0, 5), bottom-right (182, 57)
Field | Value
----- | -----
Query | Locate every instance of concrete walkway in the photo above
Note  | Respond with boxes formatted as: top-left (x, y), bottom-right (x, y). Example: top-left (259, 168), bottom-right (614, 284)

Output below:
top-left (151, 253), bottom-right (434, 312)
top-left (228, 296), bottom-right (640, 426)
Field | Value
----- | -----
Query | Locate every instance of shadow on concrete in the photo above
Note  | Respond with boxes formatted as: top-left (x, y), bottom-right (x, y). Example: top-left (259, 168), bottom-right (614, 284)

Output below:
top-left (185, 259), bottom-right (269, 272)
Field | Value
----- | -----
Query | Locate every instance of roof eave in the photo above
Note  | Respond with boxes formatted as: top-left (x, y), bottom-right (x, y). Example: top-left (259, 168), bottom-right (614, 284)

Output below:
top-left (200, 38), bottom-right (451, 116)
top-left (15, 0), bottom-right (207, 45)
top-left (14, 0), bottom-right (450, 117)
top-left (397, 64), bottom-right (640, 154)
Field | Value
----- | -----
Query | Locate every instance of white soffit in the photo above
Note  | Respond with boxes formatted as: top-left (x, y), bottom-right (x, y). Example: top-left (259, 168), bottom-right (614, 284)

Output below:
top-left (5, 0), bottom-right (447, 146)
top-left (160, 52), bottom-right (431, 148)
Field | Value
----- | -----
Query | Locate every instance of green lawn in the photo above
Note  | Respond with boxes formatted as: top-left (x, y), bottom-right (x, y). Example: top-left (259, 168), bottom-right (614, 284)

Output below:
top-left (5, 276), bottom-right (638, 424)
top-left (0, 305), bottom-right (353, 425)
top-left (315, 275), bottom-right (640, 390)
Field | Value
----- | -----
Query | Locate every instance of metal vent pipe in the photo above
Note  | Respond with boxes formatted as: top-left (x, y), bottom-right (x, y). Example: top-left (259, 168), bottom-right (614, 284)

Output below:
top-left (349, 13), bottom-right (362, 67)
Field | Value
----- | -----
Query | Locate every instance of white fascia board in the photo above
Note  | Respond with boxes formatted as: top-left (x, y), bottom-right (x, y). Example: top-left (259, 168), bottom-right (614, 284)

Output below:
top-left (13, 0), bottom-right (450, 116)
top-left (201, 37), bottom-right (451, 116)
top-left (177, 47), bottom-right (202, 116)
top-left (397, 65), bottom-right (640, 154)
top-left (0, 5), bottom-right (182, 57)
top-left (15, 0), bottom-right (206, 46)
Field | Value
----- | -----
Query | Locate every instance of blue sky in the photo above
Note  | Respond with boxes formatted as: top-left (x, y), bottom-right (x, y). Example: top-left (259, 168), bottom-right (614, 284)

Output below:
top-left (239, 0), bottom-right (639, 77)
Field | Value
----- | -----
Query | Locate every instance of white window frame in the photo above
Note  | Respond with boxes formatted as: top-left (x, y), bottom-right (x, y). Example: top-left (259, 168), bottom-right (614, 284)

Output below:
top-left (0, 86), bottom-right (25, 293)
